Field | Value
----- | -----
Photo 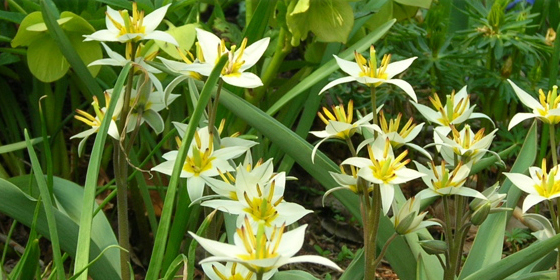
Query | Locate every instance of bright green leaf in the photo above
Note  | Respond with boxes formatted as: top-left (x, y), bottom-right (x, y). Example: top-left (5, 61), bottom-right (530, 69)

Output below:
top-left (394, 0), bottom-right (432, 9)
top-left (156, 23), bottom-right (198, 60)
top-left (26, 16), bottom-right (72, 32)
top-left (27, 34), bottom-right (70, 82)
top-left (11, 12), bottom-right (45, 47)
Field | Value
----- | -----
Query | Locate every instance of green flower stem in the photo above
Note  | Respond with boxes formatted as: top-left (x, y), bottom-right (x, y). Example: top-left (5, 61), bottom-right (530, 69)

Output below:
top-left (372, 232), bottom-right (398, 269)
top-left (208, 80), bottom-right (224, 136)
top-left (249, 27), bottom-right (292, 105)
top-left (550, 199), bottom-right (560, 280)
top-left (346, 138), bottom-right (357, 157)
top-left (549, 123), bottom-right (557, 166)
top-left (364, 185), bottom-right (382, 280)
top-left (453, 196), bottom-right (466, 276)
top-left (114, 41), bottom-right (138, 280)
top-left (370, 86), bottom-right (377, 126)
top-left (443, 196), bottom-right (455, 280)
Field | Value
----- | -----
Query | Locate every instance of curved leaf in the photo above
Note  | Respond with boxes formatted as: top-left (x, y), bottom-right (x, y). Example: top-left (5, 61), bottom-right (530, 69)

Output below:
top-left (0, 177), bottom-right (120, 279)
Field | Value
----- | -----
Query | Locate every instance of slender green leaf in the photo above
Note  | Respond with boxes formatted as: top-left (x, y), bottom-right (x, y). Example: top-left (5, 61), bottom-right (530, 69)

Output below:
top-left (339, 249), bottom-right (364, 280)
top-left (10, 239), bottom-right (40, 280)
top-left (462, 233), bottom-right (560, 280)
top-left (0, 137), bottom-right (43, 154)
top-left (460, 121), bottom-right (538, 279)
top-left (266, 19), bottom-right (396, 115)
top-left (72, 62), bottom-right (131, 280)
top-left (242, 0), bottom-right (277, 44)
top-left (24, 130), bottom-right (65, 279)
top-left (145, 54), bottom-right (229, 279)
top-left (163, 254), bottom-right (188, 280)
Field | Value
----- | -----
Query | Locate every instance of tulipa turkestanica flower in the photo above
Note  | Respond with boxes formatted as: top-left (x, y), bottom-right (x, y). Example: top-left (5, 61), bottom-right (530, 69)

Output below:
top-left (414, 161), bottom-right (484, 199)
top-left (179, 28), bottom-right (269, 88)
top-left (435, 125), bottom-right (500, 166)
top-left (189, 218), bottom-right (342, 275)
top-left (319, 46), bottom-right (417, 102)
top-left (310, 100), bottom-right (378, 162)
top-left (151, 126), bottom-right (256, 201)
top-left (71, 92), bottom-right (122, 156)
top-left (84, 3), bottom-right (178, 45)
top-left (201, 261), bottom-right (274, 280)
top-left (391, 197), bottom-right (440, 235)
top-left (412, 86), bottom-right (493, 136)
top-left (342, 137), bottom-right (425, 214)
top-left (504, 159), bottom-right (560, 213)
top-left (507, 79), bottom-right (560, 129)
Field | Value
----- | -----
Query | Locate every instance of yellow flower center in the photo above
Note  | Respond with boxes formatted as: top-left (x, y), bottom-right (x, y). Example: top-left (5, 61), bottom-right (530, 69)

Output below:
top-left (176, 45), bottom-right (203, 80)
top-left (317, 100), bottom-right (355, 139)
top-left (242, 180), bottom-right (283, 227)
top-left (74, 92), bottom-right (115, 129)
top-left (534, 159), bottom-right (560, 198)
top-left (236, 218), bottom-right (285, 273)
top-left (216, 38), bottom-right (248, 77)
top-left (536, 86), bottom-right (560, 124)
top-left (180, 132), bottom-right (216, 176)
top-left (211, 263), bottom-right (254, 280)
top-left (356, 45), bottom-right (390, 87)
top-left (379, 111), bottom-right (417, 147)
top-left (368, 139), bottom-right (410, 184)
top-left (429, 90), bottom-right (470, 126)
top-left (430, 161), bottom-right (466, 190)
top-left (450, 125), bottom-right (485, 153)
top-left (106, 2), bottom-right (146, 40)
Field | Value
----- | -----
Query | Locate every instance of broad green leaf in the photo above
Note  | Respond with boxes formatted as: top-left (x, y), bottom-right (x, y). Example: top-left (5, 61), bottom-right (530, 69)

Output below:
top-left (156, 23), bottom-right (198, 59)
top-left (286, 0), bottom-right (354, 45)
top-left (512, 271), bottom-right (556, 280)
top-left (462, 233), bottom-right (560, 280)
top-left (271, 270), bottom-right (320, 280)
top-left (11, 12), bottom-right (46, 47)
top-left (394, 0), bottom-right (432, 9)
top-left (41, 0), bottom-right (102, 98)
top-left (26, 16), bottom-right (72, 32)
top-left (27, 33), bottom-right (70, 82)
top-left (0, 177), bottom-right (120, 279)
top-left (459, 121), bottom-right (538, 279)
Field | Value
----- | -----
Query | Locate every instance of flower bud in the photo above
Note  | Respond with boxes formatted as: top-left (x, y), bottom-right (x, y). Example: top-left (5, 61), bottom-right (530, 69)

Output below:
top-left (419, 240), bottom-right (448, 255)
top-left (470, 203), bottom-right (490, 225)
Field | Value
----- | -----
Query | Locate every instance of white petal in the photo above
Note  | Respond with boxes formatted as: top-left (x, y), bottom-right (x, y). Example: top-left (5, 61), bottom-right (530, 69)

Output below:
top-left (196, 28), bottom-right (221, 64)
top-left (277, 224), bottom-right (307, 257)
top-left (201, 200), bottom-right (245, 214)
top-left (508, 79), bottom-right (543, 110)
top-left (384, 57), bottom-right (416, 78)
top-left (143, 109), bottom-right (164, 134)
top-left (189, 232), bottom-right (244, 257)
top-left (180, 63), bottom-right (215, 76)
top-left (334, 55), bottom-right (362, 77)
top-left (143, 4), bottom-right (170, 32)
top-left (523, 195), bottom-right (547, 213)
top-left (383, 79), bottom-right (417, 102)
top-left (284, 255), bottom-right (342, 271)
top-left (222, 72), bottom-right (263, 88)
top-left (239, 37), bottom-right (270, 71)
top-left (319, 76), bottom-right (357, 94)
top-left (469, 112), bottom-right (494, 127)
top-left (187, 176), bottom-right (206, 201)
top-left (311, 137), bottom-right (330, 163)
top-left (84, 30), bottom-right (119, 42)
top-left (411, 102), bottom-right (441, 124)
top-left (151, 160), bottom-right (175, 176)
top-left (508, 113), bottom-right (537, 130)
top-left (379, 183), bottom-right (395, 215)
top-left (341, 157), bottom-right (372, 168)
top-left (105, 6), bottom-right (123, 33)
top-left (108, 121), bottom-right (120, 140)
top-left (503, 172), bottom-right (538, 195)
top-left (145, 31), bottom-right (179, 46)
